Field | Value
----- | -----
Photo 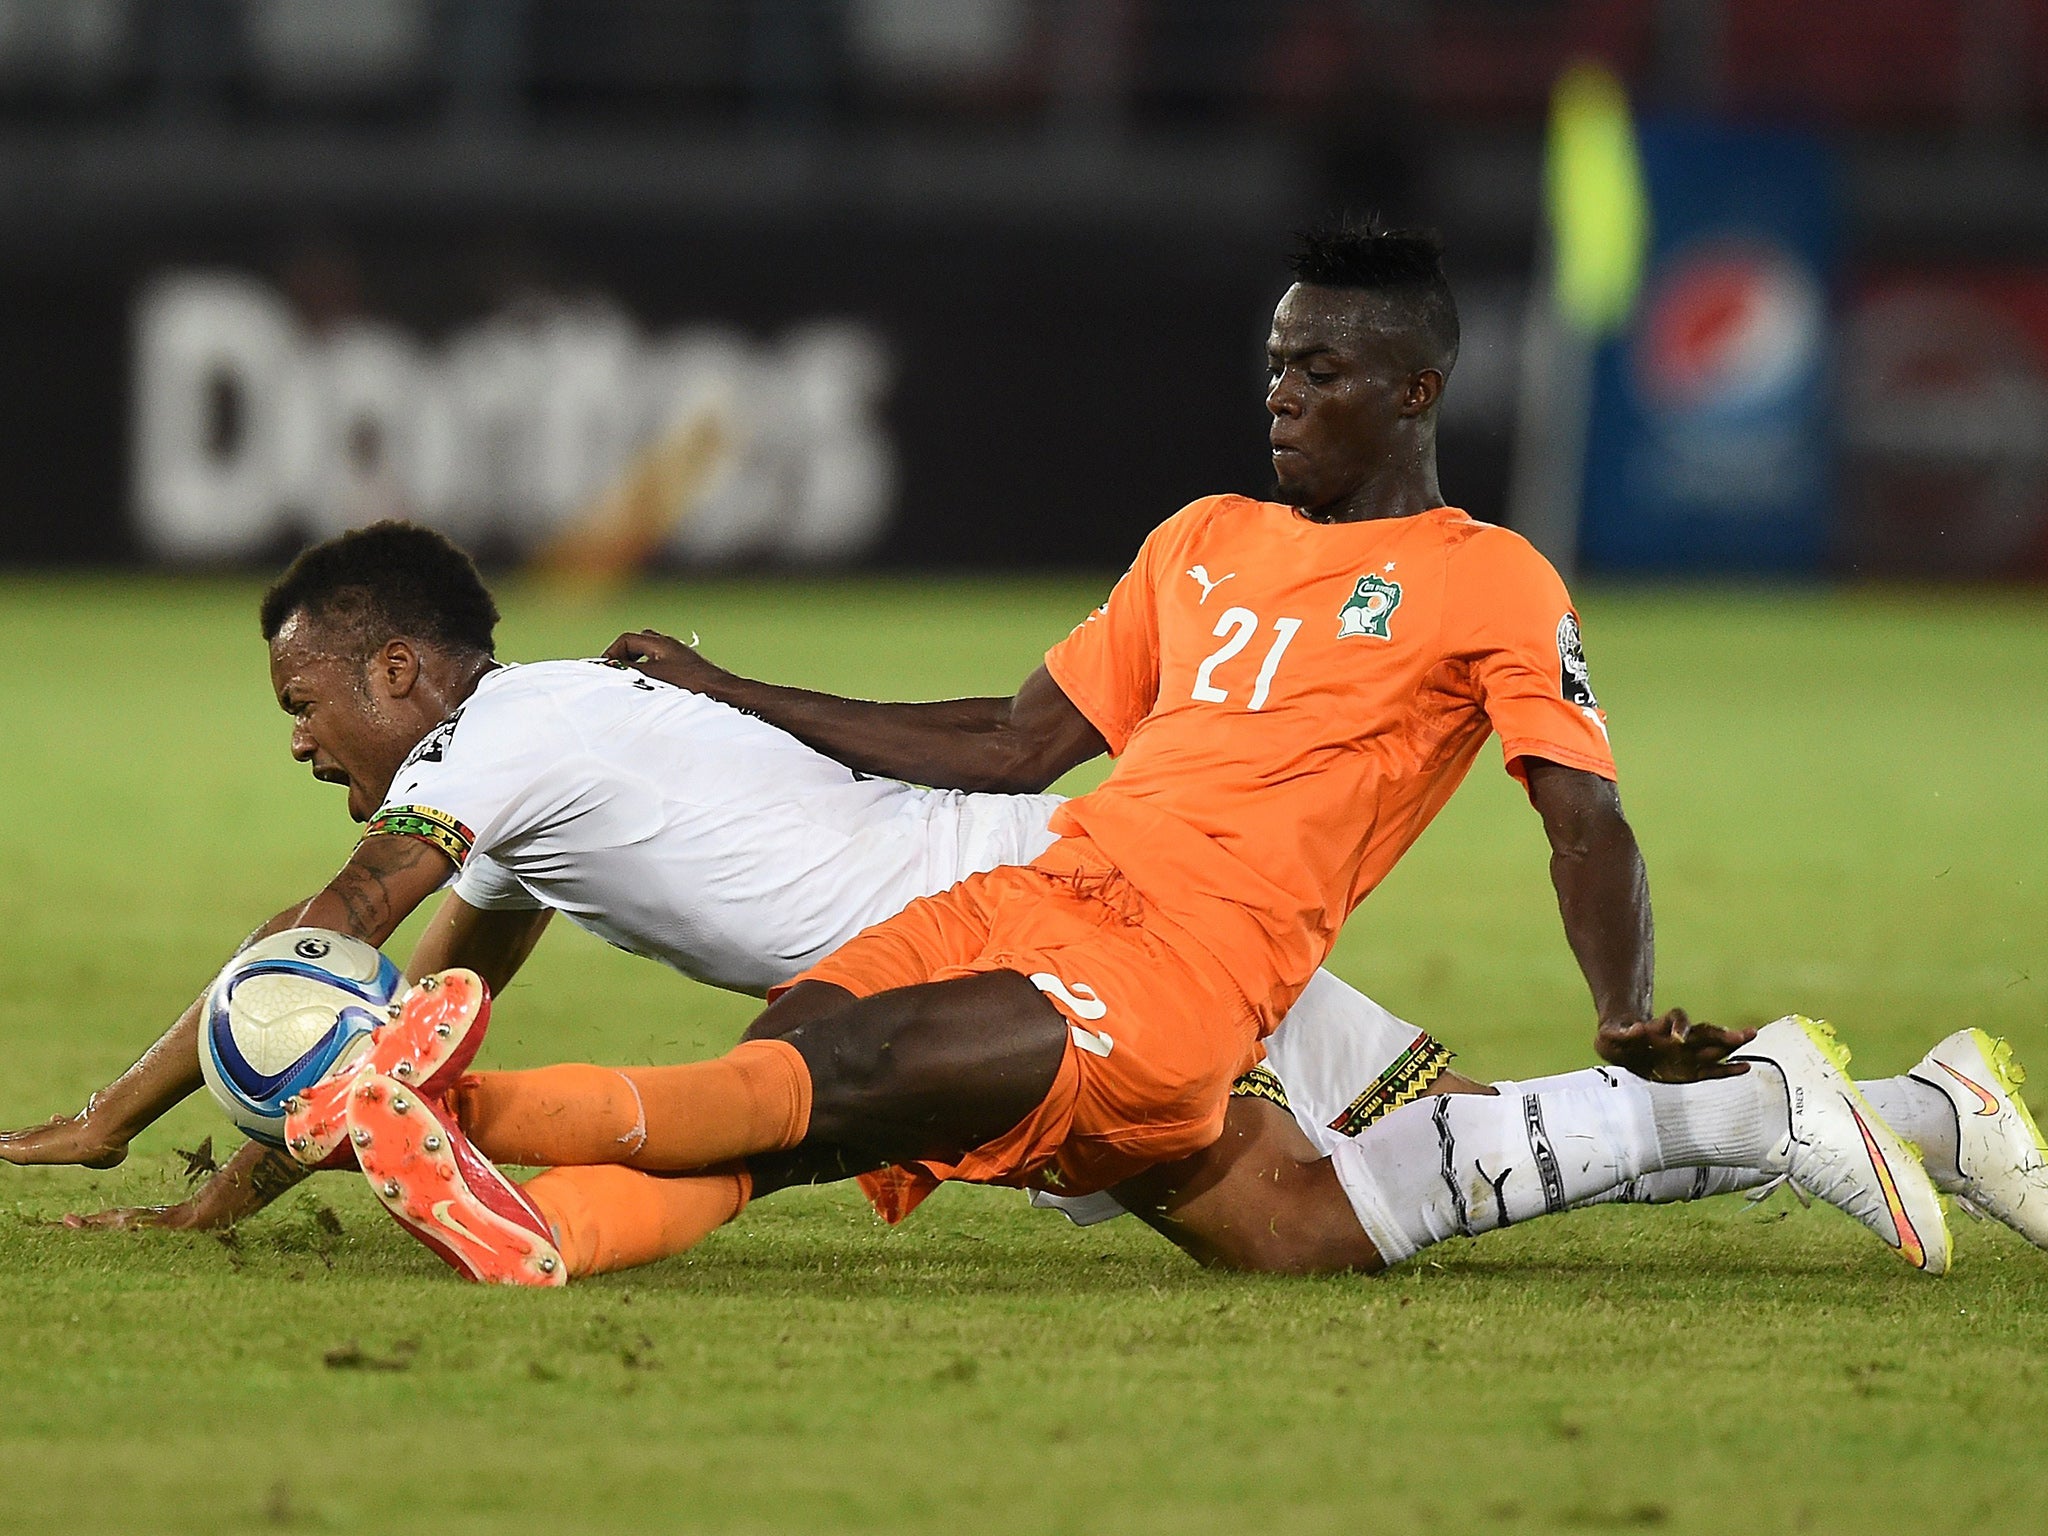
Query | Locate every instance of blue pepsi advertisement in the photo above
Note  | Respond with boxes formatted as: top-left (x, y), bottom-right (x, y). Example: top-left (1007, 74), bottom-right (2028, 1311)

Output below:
top-left (1579, 121), bottom-right (1838, 573)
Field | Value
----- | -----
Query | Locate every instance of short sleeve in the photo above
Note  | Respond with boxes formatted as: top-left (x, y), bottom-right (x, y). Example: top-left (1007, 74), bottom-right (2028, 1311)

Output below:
top-left (452, 852), bottom-right (545, 911)
top-left (1452, 530), bottom-right (1618, 793)
top-left (1041, 511), bottom-right (1182, 755)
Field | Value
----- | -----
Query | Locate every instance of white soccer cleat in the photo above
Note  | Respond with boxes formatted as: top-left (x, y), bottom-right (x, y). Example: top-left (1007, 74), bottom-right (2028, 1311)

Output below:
top-left (1909, 1028), bottom-right (2048, 1249)
top-left (1733, 1016), bottom-right (1951, 1275)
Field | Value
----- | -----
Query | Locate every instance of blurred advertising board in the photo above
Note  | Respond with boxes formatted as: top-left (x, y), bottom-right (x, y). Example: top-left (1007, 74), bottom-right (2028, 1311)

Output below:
top-left (0, 224), bottom-right (1281, 571)
top-left (1841, 272), bottom-right (2048, 579)
top-left (1578, 121), bottom-right (1838, 574)
top-left (134, 275), bottom-right (896, 570)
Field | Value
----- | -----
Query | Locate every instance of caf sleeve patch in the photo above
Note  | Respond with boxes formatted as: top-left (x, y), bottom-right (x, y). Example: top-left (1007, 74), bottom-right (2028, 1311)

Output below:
top-left (362, 804), bottom-right (475, 866)
top-left (1228, 1063), bottom-right (1291, 1112)
top-left (1557, 613), bottom-right (1598, 710)
top-left (1326, 1032), bottom-right (1456, 1138)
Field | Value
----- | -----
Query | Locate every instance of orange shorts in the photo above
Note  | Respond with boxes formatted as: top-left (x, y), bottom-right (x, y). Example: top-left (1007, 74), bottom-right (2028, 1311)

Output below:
top-left (780, 837), bottom-right (1263, 1222)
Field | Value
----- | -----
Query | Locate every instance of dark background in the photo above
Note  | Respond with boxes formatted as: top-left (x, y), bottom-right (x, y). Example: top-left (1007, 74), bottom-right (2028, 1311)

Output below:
top-left (1, 0), bottom-right (2044, 571)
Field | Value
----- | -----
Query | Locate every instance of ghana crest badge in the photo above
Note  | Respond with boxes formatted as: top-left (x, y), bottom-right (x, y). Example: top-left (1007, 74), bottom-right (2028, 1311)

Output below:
top-left (1337, 572), bottom-right (1402, 640)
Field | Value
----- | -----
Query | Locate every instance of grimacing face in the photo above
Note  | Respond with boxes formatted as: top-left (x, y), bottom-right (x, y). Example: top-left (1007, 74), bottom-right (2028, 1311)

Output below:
top-left (267, 613), bottom-right (428, 824)
top-left (1264, 282), bottom-right (1440, 515)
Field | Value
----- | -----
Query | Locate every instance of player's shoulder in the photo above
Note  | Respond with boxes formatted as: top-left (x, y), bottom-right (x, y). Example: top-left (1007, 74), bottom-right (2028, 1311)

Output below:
top-left (440, 661), bottom-right (560, 729)
top-left (468, 657), bottom-right (653, 709)
top-left (1162, 493), bottom-right (1275, 532)
top-left (1187, 492), bottom-right (1282, 526)
top-left (1149, 493), bottom-right (1284, 550)
top-left (398, 661), bottom-right (587, 764)
top-left (1433, 510), bottom-right (1565, 584)
top-left (1107, 495), bottom-right (1264, 582)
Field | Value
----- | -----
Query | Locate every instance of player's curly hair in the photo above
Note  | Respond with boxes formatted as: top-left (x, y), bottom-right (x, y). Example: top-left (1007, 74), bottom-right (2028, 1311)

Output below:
top-left (260, 522), bottom-right (499, 659)
top-left (1286, 216), bottom-right (1460, 373)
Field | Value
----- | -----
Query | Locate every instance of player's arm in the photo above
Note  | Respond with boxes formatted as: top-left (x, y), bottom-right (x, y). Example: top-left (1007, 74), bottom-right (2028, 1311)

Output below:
top-left (404, 892), bottom-right (554, 991)
top-left (605, 630), bottom-right (1105, 794)
top-left (0, 832), bottom-right (452, 1172)
top-left (62, 1137), bottom-right (317, 1233)
top-left (66, 889), bottom-right (551, 1232)
top-left (1524, 759), bottom-right (1754, 1081)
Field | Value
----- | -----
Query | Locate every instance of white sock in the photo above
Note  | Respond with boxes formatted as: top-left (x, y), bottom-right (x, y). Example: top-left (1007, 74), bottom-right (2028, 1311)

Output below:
top-left (1582, 1079), bottom-right (1961, 1198)
top-left (1496, 1074), bottom-right (1772, 1204)
top-left (1862, 1075), bottom-right (1962, 1185)
top-left (1493, 1069), bottom-right (1621, 1095)
top-left (1332, 1069), bottom-right (1791, 1265)
top-left (1578, 1166), bottom-right (1771, 1205)
top-left (1494, 1066), bottom-right (1789, 1168)
top-left (1497, 1068), bottom-right (1962, 1189)
top-left (1646, 1067), bottom-right (1789, 1165)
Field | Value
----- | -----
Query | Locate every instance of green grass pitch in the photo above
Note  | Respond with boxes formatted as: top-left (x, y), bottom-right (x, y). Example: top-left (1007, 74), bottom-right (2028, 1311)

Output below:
top-left (3, 572), bottom-right (2047, 1535)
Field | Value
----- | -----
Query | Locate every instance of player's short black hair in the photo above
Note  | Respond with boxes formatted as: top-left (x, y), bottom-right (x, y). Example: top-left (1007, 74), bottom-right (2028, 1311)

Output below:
top-left (1286, 218), bottom-right (1460, 374)
top-left (259, 522), bottom-right (499, 660)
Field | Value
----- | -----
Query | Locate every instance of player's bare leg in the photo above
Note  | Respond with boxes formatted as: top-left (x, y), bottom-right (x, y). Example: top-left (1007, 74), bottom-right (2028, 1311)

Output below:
top-left (742, 976), bottom-right (1073, 1155)
top-left (1109, 1069), bottom-right (1496, 1274)
top-left (1111, 1097), bottom-right (1379, 1273)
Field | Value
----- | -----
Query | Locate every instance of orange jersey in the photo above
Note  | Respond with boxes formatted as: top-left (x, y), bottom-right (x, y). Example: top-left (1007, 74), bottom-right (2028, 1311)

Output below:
top-left (1043, 496), bottom-right (1616, 1026)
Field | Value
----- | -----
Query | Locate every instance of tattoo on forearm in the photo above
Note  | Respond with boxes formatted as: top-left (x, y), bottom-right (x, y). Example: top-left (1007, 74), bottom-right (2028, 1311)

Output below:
top-left (332, 866), bottom-right (385, 937)
top-left (326, 835), bottom-right (441, 941)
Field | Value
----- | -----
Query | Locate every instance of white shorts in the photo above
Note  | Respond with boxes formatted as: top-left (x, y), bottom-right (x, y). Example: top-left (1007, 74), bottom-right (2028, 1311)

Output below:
top-left (1030, 968), bottom-right (1452, 1225)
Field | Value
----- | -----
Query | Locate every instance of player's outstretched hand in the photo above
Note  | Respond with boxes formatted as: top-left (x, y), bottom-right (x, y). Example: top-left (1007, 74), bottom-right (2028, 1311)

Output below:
top-left (0, 1112), bottom-right (128, 1169)
top-left (604, 628), bottom-right (726, 695)
top-left (1596, 1008), bottom-right (1757, 1083)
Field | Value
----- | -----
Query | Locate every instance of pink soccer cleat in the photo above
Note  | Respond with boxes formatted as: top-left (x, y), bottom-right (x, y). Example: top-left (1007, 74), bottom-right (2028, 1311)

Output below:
top-left (282, 968), bottom-right (492, 1168)
top-left (279, 1040), bottom-right (369, 1171)
top-left (345, 1070), bottom-right (565, 1286)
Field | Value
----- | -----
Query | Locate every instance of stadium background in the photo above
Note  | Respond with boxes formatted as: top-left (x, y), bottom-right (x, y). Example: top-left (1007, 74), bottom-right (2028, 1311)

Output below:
top-left (6, 5), bottom-right (2048, 1535)
top-left (10, 0), bottom-right (2048, 580)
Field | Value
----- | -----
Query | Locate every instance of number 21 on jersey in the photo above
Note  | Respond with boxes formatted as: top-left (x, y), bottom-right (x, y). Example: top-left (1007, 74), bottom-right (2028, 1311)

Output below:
top-left (1191, 606), bottom-right (1301, 711)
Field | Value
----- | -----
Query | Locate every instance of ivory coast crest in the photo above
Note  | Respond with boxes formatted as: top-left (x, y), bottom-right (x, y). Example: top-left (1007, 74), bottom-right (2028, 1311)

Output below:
top-left (1337, 573), bottom-right (1402, 639)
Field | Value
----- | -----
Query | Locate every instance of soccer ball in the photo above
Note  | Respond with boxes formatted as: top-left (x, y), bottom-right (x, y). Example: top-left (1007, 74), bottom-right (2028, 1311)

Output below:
top-left (198, 928), bottom-right (404, 1147)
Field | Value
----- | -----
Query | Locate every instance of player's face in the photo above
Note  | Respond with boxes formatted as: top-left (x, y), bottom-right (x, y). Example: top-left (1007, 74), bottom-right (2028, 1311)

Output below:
top-left (267, 616), bottom-right (423, 824)
top-left (1265, 284), bottom-right (1435, 515)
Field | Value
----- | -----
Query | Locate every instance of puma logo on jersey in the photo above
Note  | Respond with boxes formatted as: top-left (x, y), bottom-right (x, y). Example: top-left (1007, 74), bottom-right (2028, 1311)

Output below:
top-left (1186, 565), bottom-right (1236, 604)
top-left (1029, 973), bottom-right (1115, 1056)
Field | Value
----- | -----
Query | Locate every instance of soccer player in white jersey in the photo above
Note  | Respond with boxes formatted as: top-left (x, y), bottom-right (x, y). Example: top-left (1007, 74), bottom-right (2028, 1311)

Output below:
top-left (2, 524), bottom-right (2039, 1280)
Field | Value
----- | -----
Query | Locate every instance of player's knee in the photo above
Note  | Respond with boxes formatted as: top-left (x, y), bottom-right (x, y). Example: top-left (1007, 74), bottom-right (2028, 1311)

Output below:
top-left (741, 980), bottom-right (858, 1043)
top-left (805, 1027), bottom-right (895, 1105)
top-left (783, 1004), bottom-right (926, 1130)
top-left (779, 972), bottom-right (1070, 1151)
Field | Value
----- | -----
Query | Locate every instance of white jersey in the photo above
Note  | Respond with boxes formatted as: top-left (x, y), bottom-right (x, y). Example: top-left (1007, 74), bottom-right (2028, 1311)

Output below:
top-left (366, 660), bottom-right (1061, 995)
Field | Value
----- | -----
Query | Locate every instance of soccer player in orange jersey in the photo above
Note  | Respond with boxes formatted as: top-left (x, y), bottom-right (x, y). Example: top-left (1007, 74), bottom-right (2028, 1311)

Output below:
top-left (304, 222), bottom-right (1949, 1283)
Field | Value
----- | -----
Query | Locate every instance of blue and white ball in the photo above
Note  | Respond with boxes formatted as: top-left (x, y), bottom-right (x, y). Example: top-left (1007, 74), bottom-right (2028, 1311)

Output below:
top-left (199, 928), bottom-right (404, 1147)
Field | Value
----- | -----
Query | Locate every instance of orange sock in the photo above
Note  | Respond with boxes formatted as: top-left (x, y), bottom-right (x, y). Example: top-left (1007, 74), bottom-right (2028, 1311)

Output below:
top-left (522, 1163), bottom-right (751, 1277)
top-left (451, 1038), bottom-right (812, 1172)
